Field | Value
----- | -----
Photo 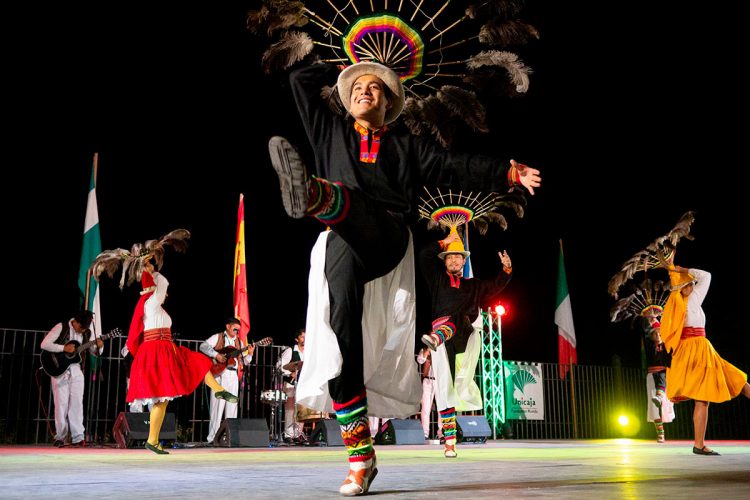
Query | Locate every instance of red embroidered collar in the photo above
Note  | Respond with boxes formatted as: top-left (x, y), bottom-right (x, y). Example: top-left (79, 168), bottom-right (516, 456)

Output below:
top-left (353, 122), bottom-right (387, 164)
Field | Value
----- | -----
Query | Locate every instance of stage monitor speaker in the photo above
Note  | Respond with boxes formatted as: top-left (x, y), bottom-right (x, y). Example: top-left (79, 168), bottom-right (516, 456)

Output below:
top-left (375, 418), bottom-right (425, 445)
top-left (456, 415), bottom-right (491, 443)
top-left (213, 418), bottom-right (269, 448)
top-left (309, 419), bottom-right (344, 446)
top-left (113, 411), bottom-right (176, 449)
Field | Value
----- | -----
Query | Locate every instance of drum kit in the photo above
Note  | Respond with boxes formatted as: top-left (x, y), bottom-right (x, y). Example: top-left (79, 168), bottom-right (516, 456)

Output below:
top-left (262, 358), bottom-right (327, 445)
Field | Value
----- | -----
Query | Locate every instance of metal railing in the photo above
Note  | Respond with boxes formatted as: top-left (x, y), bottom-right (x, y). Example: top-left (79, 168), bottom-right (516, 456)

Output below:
top-left (1, 328), bottom-right (748, 444)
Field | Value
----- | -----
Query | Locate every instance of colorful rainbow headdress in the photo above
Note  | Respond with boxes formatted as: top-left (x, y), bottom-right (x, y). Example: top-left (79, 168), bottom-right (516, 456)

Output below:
top-left (609, 276), bottom-right (670, 326)
top-left (607, 211), bottom-right (695, 299)
top-left (418, 186), bottom-right (526, 235)
top-left (247, 1), bottom-right (540, 147)
top-left (90, 229), bottom-right (191, 290)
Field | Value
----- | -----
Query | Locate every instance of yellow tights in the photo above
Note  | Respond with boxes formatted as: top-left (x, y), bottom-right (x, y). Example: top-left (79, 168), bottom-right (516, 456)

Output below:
top-left (146, 374), bottom-right (227, 446)
top-left (203, 372), bottom-right (226, 393)
top-left (147, 401), bottom-right (168, 446)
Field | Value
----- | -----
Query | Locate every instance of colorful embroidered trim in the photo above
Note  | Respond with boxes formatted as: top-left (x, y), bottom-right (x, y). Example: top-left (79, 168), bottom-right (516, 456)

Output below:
top-left (354, 122), bottom-right (387, 164)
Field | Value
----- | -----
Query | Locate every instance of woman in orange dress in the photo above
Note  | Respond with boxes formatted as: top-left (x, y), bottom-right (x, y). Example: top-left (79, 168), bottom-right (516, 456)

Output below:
top-left (661, 265), bottom-right (750, 455)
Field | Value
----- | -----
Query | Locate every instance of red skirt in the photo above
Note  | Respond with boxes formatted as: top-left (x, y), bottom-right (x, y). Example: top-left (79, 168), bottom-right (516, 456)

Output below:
top-left (127, 339), bottom-right (212, 402)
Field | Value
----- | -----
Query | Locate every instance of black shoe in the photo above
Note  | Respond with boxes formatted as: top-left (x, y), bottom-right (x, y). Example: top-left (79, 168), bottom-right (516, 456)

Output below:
top-left (70, 440), bottom-right (86, 448)
top-left (215, 390), bottom-right (239, 404)
top-left (145, 442), bottom-right (170, 455)
top-left (692, 446), bottom-right (720, 456)
top-left (268, 136), bottom-right (309, 219)
top-left (52, 439), bottom-right (65, 448)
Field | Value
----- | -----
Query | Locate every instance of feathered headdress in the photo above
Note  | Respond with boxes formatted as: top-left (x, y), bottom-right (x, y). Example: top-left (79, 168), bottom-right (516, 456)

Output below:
top-left (418, 186), bottom-right (526, 235)
top-left (609, 276), bottom-right (670, 325)
top-left (607, 211), bottom-right (695, 298)
top-left (90, 229), bottom-right (191, 289)
top-left (247, 0), bottom-right (539, 147)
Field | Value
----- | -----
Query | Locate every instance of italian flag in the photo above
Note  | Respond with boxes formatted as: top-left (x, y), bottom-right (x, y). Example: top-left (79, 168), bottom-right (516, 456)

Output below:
top-left (555, 240), bottom-right (577, 379)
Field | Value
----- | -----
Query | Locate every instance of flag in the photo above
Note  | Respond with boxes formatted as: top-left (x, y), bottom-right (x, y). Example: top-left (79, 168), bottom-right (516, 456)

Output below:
top-left (555, 240), bottom-right (577, 379)
top-left (462, 229), bottom-right (473, 278)
top-left (78, 154), bottom-right (102, 373)
top-left (233, 194), bottom-right (251, 343)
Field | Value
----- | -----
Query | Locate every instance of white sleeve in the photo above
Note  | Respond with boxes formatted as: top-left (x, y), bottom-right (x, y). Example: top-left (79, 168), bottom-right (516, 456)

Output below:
top-left (200, 334), bottom-right (220, 358)
top-left (688, 268), bottom-right (711, 306)
top-left (40, 323), bottom-right (65, 352)
top-left (151, 272), bottom-right (169, 304)
top-left (279, 347), bottom-right (292, 375)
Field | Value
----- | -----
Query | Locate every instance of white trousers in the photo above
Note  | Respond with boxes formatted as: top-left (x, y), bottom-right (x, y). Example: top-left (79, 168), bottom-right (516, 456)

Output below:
top-left (420, 377), bottom-right (443, 438)
top-left (50, 366), bottom-right (85, 443)
top-left (206, 369), bottom-right (239, 442)
top-left (283, 388), bottom-right (304, 439)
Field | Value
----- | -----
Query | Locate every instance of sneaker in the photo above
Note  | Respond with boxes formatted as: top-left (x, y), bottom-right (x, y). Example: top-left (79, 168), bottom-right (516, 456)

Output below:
top-left (52, 439), bottom-right (65, 448)
top-left (421, 333), bottom-right (440, 351)
top-left (444, 443), bottom-right (458, 458)
top-left (651, 395), bottom-right (663, 408)
top-left (339, 456), bottom-right (378, 496)
top-left (269, 136), bottom-right (310, 219)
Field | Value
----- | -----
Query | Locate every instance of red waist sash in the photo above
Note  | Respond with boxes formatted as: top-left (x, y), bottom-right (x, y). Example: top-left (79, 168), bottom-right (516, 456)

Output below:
top-left (144, 328), bottom-right (172, 342)
top-left (680, 326), bottom-right (705, 339)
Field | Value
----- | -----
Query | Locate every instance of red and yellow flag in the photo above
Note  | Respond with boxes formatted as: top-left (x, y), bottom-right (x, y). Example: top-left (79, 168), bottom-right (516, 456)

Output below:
top-left (234, 194), bottom-right (251, 343)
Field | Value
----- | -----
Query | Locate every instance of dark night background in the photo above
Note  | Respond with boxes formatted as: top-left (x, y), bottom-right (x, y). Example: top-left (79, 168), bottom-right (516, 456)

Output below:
top-left (1, 2), bottom-right (746, 368)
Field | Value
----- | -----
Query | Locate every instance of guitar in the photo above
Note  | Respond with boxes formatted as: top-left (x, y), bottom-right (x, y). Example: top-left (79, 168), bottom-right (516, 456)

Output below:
top-left (40, 328), bottom-right (123, 377)
top-left (210, 336), bottom-right (272, 376)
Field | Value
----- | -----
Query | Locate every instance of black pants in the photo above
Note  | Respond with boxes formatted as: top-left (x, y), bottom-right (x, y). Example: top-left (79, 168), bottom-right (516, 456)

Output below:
top-left (324, 189), bottom-right (409, 403)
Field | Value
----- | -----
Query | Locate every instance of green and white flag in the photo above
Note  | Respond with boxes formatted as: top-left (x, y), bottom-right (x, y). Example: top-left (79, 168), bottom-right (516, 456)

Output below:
top-left (78, 155), bottom-right (102, 342)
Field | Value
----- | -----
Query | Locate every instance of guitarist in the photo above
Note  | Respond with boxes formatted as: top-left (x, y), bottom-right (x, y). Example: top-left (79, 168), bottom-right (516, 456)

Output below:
top-left (199, 317), bottom-right (255, 444)
top-left (40, 310), bottom-right (103, 447)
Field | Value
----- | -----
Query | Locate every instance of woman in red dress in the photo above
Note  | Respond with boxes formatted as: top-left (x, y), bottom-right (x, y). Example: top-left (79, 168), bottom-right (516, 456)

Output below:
top-left (127, 261), bottom-right (237, 454)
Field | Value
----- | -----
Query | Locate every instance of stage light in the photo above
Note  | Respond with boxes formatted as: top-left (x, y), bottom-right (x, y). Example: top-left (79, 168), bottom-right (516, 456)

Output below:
top-left (495, 304), bottom-right (506, 316)
top-left (615, 412), bottom-right (640, 437)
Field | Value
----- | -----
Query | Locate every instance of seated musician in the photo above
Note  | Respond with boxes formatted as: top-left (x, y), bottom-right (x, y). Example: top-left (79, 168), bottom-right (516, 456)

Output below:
top-left (200, 317), bottom-right (255, 443)
top-left (279, 329), bottom-right (306, 443)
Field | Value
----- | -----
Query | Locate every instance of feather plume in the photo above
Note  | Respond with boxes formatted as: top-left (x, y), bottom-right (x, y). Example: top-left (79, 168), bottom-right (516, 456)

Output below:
top-left (402, 98), bottom-right (426, 136)
top-left (247, 1), bottom-right (307, 36)
top-left (466, 0), bottom-right (525, 20)
top-left (419, 95), bottom-right (456, 148)
top-left (437, 86), bottom-right (488, 133)
top-left (479, 19), bottom-right (540, 47)
top-left (467, 50), bottom-right (531, 93)
top-left (607, 212), bottom-right (696, 298)
top-left (479, 212), bottom-right (508, 232)
top-left (261, 31), bottom-right (313, 74)
top-left (90, 229), bottom-right (191, 290)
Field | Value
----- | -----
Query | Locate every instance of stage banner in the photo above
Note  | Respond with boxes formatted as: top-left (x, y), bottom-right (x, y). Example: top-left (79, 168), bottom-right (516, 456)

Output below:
top-left (504, 361), bottom-right (545, 420)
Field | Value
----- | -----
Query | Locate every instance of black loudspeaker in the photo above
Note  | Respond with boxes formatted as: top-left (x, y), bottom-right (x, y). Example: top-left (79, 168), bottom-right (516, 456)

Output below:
top-left (309, 419), bottom-right (344, 446)
top-left (375, 419), bottom-right (425, 445)
top-left (456, 415), bottom-right (492, 443)
top-left (213, 418), bottom-right (269, 448)
top-left (113, 411), bottom-right (176, 449)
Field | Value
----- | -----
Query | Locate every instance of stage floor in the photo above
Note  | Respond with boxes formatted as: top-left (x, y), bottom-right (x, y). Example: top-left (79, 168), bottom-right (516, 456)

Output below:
top-left (1, 439), bottom-right (749, 499)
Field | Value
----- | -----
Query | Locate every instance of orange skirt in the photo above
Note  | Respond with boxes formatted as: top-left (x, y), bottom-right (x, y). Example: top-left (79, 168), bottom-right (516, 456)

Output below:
top-left (667, 336), bottom-right (747, 403)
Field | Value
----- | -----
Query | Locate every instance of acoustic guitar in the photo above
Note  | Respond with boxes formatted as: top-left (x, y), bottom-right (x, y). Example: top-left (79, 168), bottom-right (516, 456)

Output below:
top-left (41, 328), bottom-right (122, 377)
top-left (210, 336), bottom-right (272, 376)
